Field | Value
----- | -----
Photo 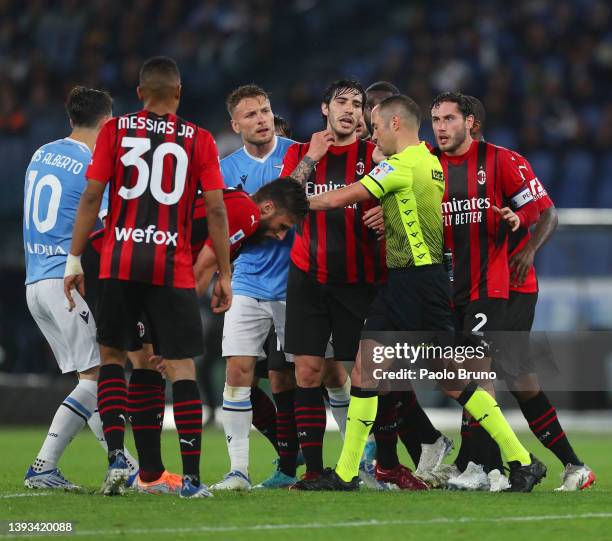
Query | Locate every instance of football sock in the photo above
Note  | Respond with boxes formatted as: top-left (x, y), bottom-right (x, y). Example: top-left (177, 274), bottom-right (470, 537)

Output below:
top-left (459, 383), bottom-right (530, 466)
top-left (394, 390), bottom-right (440, 466)
top-left (519, 391), bottom-right (582, 466)
top-left (222, 384), bottom-right (252, 475)
top-left (335, 387), bottom-right (378, 482)
top-left (273, 389), bottom-right (299, 477)
top-left (373, 393), bottom-right (399, 470)
top-left (294, 386), bottom-right (326, 474)
top-left (251, 386), bottom-right (279, 453)
top-left (326, 375), bottom-right (351, 439)
top-left (33, 378), bottom-right (97, 472)
top-left (470, 422), bottom-right (504, 473)
top-left (173, 380), bottom-right (203, 482)
top-left (129, 369), bottom-right (165, 481)
top-left (453, 410), bottom-right (470, 472)
top-left (87, 408), bottom-right (139, 476)
top-left (97, 364), bottom-right (128, 462)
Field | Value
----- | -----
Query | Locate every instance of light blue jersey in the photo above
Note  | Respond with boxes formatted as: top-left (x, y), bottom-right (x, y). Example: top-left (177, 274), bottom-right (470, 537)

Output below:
top-left (221, 136), bottom-right (294, 300)
top-left (23, 138), bottom-right (108, 285)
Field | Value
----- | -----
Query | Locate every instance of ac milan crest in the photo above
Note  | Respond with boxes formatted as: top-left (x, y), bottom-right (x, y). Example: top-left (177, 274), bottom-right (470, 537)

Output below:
top-left (477, 166), bottom-right (487, 185)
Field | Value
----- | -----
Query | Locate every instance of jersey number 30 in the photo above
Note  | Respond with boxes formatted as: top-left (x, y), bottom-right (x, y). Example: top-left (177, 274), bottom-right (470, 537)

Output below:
top-left (119, 137), bottom-right (188, 205)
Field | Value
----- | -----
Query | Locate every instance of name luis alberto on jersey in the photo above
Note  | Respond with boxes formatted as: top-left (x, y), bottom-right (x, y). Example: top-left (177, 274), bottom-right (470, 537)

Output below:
top-left (118, 116), bottom-right (195, 138)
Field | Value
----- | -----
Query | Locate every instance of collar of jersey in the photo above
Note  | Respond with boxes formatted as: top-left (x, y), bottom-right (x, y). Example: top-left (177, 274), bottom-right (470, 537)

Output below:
top-left (327, 140), bottom-right (359, 155)
top-left (242, 135), bottom-right (278, 163)
top-left (443, 139), bottom-right (478, 165)
top-left (63, 137), bottom-right (91, 153)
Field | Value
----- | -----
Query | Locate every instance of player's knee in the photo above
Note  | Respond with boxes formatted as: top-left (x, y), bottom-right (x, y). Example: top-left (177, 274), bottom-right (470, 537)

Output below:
top-left (164, 358), bottom-right (195, 382)
top-left (226, 358), bottom-right (254, 387)
top-left (322, 362), bottom-right (347, 388)
top-left (268, 369), bottom-right (295, 393)
top-left (79, 365), bottom-right (99, 379)
top-left (100, 345), bottom-right (127, 367)
top-left (295, 363), bottom-right (323, 388)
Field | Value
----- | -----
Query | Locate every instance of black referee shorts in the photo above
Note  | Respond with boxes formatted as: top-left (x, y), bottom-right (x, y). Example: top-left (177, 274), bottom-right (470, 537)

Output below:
top-left (96, 279), bottom-right (203, 360)
top-left (364, 265), bottom-right (454, 332)
top-left (284, 263), bottom-right (377, 361)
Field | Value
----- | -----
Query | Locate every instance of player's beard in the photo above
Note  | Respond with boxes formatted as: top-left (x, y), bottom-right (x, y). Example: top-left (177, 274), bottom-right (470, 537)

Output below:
top-left (246, 127), bottom-right (274, 147)
top-left (441, 128), bottom-right (467, 154)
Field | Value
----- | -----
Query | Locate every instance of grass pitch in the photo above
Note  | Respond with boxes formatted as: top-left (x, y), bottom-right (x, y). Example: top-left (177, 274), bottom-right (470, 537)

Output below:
top-left (0, 426), bottom-right (611, 541)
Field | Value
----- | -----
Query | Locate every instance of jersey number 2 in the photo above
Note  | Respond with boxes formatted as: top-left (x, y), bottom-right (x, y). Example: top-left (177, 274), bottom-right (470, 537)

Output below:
top-left (119, 137), bottom-right (188, 205)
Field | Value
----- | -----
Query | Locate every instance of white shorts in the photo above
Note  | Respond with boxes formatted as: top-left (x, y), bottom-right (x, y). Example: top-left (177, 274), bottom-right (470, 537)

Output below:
top-left (222, 295), bottom-right (293, 361)
top-left (26, 278), bottom-right (100, 374)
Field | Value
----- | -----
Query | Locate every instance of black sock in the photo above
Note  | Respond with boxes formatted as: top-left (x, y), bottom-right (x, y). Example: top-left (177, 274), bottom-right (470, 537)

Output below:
top-left (394, 390), bottom-right (441, 467)
top-left (519, 391), bottom-right (582, 466)
top-left (373, 394), bottom-right (399, 470)
top-left (470, 422), bottom-right (503, 473)
top-left (97, 364), bottom-right (127, 463)
top-left (294, 386), bottom-right (326, 474)
top-left (128, 369), bottom-right (165, 481)
top-left (273, 389), bottom-right (299, 477)
top-left (454, 410), bottom-right (471, 472)
top-left (251, 386), bottom-right (279, 453)
top-left (173, 380), bottom-right (203, 482)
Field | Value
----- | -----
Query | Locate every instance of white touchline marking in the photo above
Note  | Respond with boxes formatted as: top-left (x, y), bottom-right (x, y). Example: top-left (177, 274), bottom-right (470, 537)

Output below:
top-left (0, 512), bottom-right (610, 538)
top-left (0, 492), bottom-right (53, 499)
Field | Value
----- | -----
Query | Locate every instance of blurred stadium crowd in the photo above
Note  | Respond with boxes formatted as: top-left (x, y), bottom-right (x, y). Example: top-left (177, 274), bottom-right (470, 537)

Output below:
top-left (1, 0), bottom-right (611, 379)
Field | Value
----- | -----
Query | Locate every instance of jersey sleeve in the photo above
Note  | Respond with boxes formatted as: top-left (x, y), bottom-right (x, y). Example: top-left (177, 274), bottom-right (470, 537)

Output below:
top-left (498, 148), bottom-right (539, 227)
top-left (360, 159), bottom-right (409, 199)
top-left (280, 143), bottom-right (301, 176)
top-left (86, 119), bottom-right (115, 183)
top-left (196, 130), bottom-right (225, 192)
top-left (205, 194), bottom-right (260, 259)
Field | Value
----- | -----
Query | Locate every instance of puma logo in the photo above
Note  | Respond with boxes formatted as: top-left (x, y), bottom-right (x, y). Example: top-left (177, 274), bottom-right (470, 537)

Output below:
top-left (180, 438), bottom-right (196, 447)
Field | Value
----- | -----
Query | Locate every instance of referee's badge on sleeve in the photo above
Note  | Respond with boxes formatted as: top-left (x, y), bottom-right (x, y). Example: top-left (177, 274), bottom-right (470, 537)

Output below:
top-left (369, 161), bottom-right (395, 181)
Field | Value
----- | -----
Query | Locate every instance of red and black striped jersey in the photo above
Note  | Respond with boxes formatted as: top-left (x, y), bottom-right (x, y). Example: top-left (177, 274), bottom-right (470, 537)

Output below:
top-left (507, 151), bottom-right (555, 294)
top-left (281, 139), bottom-right (386, 285)
top-left (191, 188), bottom-right (260, 264)
top-left (86, 110), bottom-right (225, 288)
top-left (87, 189), bottom-right (259, 271)
top-left (434, 141), bottom-right (540, 305)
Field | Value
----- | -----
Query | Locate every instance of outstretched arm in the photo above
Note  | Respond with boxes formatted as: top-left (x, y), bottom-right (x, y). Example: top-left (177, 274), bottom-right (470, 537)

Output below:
top-left (309, 182), bottom-right (373, 211)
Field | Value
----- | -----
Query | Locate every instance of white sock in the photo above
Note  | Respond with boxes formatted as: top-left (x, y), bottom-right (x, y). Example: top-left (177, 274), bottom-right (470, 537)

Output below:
top-left (87, 407), bottom-right (139, 475)
top-left (222, 384), bottom-right (252, 476)
top-left (327, 375), bottom-right (351, 440)
top-left (33, 379), bottom-right (98, 472)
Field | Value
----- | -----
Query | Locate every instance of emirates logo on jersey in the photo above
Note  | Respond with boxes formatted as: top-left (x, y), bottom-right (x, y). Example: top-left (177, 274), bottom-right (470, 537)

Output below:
top-left (356, 160), bottom-right (365, 176)
top-left (477, 167), bottom-right (487, 185)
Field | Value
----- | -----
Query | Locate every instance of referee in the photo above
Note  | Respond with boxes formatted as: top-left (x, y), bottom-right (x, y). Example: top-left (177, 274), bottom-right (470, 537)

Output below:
top-left (302, 95), bottom-right (546, 492)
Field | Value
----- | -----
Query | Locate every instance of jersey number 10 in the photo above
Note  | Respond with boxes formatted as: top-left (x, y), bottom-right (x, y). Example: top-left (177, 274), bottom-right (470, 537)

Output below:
top-left (119, 137), bottom-right (188, 205)
top-left (24, 170), bottom-right (62, 233)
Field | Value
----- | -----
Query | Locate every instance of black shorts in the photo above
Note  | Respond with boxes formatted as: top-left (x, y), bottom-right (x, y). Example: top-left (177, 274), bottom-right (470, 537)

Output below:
top-left (254, 327), bottom-right (292, 379)
top-left (364, 265), bottom-right (454, 332)
top-left (83, 246), bottom-right (153, 353)
top-left (96, 279), bottom-right (203, 359)
top-left (505, 291), bottom-right (537, 331)
top-left (284, 263), bottom-right (377, 361)
top-left (503, 291), bottom-right (538, 375)
top-left (454, 298), bottom-right (507, 350)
